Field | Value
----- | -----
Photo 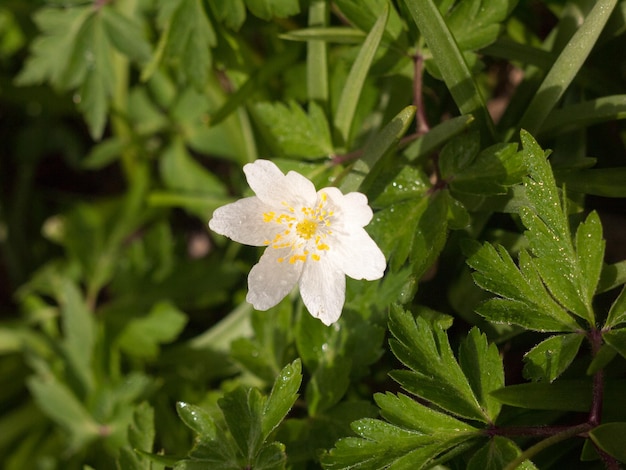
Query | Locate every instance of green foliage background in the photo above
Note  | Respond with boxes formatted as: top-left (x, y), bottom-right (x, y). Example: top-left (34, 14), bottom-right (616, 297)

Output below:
top-left (1, 0), bottom-right (626, 468)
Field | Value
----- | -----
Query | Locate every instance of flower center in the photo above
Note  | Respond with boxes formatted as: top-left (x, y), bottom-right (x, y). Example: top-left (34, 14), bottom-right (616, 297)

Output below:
top-left (296, 219), bottom-right (317, 239)
top-left (262, 192), bottom-right (334, 264)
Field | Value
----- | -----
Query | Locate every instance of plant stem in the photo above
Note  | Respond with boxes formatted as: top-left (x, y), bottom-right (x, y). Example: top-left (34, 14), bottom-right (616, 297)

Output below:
top-left (413, 52), bottom-right (430, 136)
top-left (503, 423), bottom-right (592, 470)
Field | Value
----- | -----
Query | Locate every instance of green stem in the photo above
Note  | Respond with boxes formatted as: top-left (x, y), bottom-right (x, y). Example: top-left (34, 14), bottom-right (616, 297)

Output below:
top-left (109, 0), bottom-right (139, 183)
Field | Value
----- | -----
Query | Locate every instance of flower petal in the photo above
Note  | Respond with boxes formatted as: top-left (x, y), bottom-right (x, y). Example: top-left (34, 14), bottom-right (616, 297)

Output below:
top-left (299, 258), bottom-right (346, 325)
top-left (331, 226), bottom-right (386, 280)
top-left (247, 247), bottom-right (303, 310)
top-left (323, 187), bottom-right (373, 228)
top-left (209, 197), bottom-right (278, 246)
top-left (244, 159), bottom-right (317, 207)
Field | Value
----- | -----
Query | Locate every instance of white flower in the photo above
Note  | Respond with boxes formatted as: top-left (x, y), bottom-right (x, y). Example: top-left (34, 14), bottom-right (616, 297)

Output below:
top-left (208, 159), bottom-right (386, 325)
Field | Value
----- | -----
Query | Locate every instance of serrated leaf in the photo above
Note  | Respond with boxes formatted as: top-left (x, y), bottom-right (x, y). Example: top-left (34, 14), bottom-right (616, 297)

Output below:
top-left (466, 243), bottom-right (580, 331)
top-left (219, 386), bottom-right (265, 460)
top-left (101, 6), bottom-right (151, 63)
top-left (450, 142), bottom-right (526, 195)
top-left (261, 359), bottom-right (301, 439)
top-left (73, 13), bottom-right (115, 139)
top-left (458, 328), bottom-right (505, 422)
top-left (117, 301), bottom-right (187, 359)
top-left (467, 436), bottom-right (537, 470)
top-left (323, 409), bottom-right (476, 470)
top-left (519, 130), bottom-right (595, 323)
top-left (253, 101), bottom-right (333, 158)
top-left (523, 333), bottom-right (585, 383)
top-left (244, 0), bottom-right (300, 20)
top-left (15, 6), bottom-right (92, 88)
top-left (388, 306), bottom-right (487, 422)
top-left (148, 0), bottom-right (216, 89)
top-left (375, 392), bottom-right (476, 435)
top-left (589, 422), bottom-right (626, 463)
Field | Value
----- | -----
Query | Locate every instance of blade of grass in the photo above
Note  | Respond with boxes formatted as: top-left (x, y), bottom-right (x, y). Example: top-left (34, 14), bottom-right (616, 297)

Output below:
top-left (333, 3), bottom-right (388, 148)
top-left (540, 95), bottom-right (626, 136)
top-left (518, 0), bottom-right (618, 135)
top-left (307, 0), bottom-right (329, 104)
top-left (339, 105), bottom-right (416, 193)
top-left (401, 0), bottom-right (495, 142)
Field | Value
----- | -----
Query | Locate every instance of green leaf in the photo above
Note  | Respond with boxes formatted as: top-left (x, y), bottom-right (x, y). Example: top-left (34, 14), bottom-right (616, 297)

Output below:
top-left (388, 306), bottom-right (488, 422)
top-left (519, 130), bottom-right (598, 323)
top-left (219, 386), bottom-right (265, 460)
top-left (306, 357), bottom-right (351, 416)
top-left (606, 285), bottom-right (626, 328)
top-left (369, 190), bottom-right (447, 277)
top-left (322, 393), bottom-right (477, 469)
top-left (540, 95), bottom-right (626, 136)
top-left (491, 380), bottom-right (626, 413)
top-left (401, 0), bottom-right (495, 140)
top-left (604, 329), bottom-right (626, 360)
top-left (281, 26), bottom-right (365, 44)
top-left (208, 0), bottom-right (246, 30)
top-left (458, 328), bottom-right (505, 422)
top-left (449, 142), bottom-right (526, 195)
top-left (261, 359), bottom-right (301, 440)
top-left (243, 0), bottom-right (300, 20)
top-left (57, 278), bottom-right (96, 394)
top-left (160, 138), bottom-right (227, 194)
top-left (467, 436), bottom-right (537, 470)
top-left (589, 422), bottom-right (626, 463)
top-left (27, 370), bottom-right (100, 452)
top-left (558, 168), bottom-right (626, 198)
top-left (176, 402), bottom-right (217, 440)
top-left (253, 101), bottom-right (333, 158)
top-left (439, 130), bottom-right (481, 181)
top-left (575, 211), bottom-right (605, 306)
top-left (117, 402), bottom-right (157, 470)
top-left (375, 392), bottom-right (476, 435)
top-left (101, 5), bottom-right (152, 63)
top-left (403, 115), bottom-right (475, 164)
top-left (333, 0), bottom-right (407, 45)
top-left (146, 0), bottom-right (216, 88)
top-left (446, 0), bottom-right (517, 51)
top-left (523, 333), bottom-right (585, 382)
top-left (117, 301), bottom-right (188, 359)
top-left (15, 6), bottom-right (93, 88)
top-left (334, 3), bottom-right (388, 147)
top-left (340, 105), bottom-right (416, 193)
top-left (466, 242), bottom-right (580, 332)
top-left (519, 0), bottom-right (619, 134)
